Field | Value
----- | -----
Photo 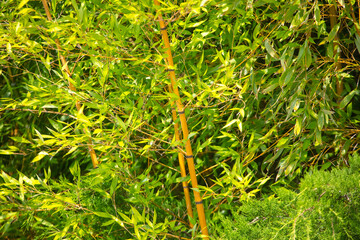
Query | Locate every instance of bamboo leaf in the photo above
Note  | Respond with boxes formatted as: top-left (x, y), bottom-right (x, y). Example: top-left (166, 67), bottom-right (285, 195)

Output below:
top-left (314, 3), bottom-right (320, 24)
top-left (223, 119), bottom-right (238, 129)
top-left (320, 23), bottom-right (340, 45)
top-left (294, 118), bottom-right (301, 136)
top-left (355, 34), bottom-right (360, 55)
top-left (69, 161), bottom-right (80, 179)
top-left (110, 175), bottom-right (118, 196)
top-left (264, 39), bottom-right (279, 59)
top-left (317, 111), bottom-right (324, 130)
top-left (17, 0), bottom-right (29, 9)
top-left (186, 19), bottom-right (207, 28)
top-left (19, 175), bottom-right (24, 201)
top-left (115, 116), bottom-right (127, 132)
top-left (276, 138), bottom-right (288, 148)
top-left (0, 150), bottom-right (15, 155)
top-left (93, 211), bottom-right (113, 218)
top-left (339, 90), bottom-right (359, 109)
top-left (32, 151), bottom-right (48, 163)
top-left (9, 137), bottom-right (31, 144)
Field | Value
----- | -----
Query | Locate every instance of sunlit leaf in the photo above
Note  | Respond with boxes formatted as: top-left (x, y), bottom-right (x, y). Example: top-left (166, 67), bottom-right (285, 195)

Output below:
top-left (32, 151), bottom-right (49, 163)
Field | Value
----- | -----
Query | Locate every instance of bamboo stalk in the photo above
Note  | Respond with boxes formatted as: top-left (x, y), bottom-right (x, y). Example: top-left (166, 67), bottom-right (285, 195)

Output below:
top-left (169, 93), bottom-right (194, 227)
top-left (41, 0), bottom-right (98, 168)
top-left (154, 1), bottom-right (209, 238)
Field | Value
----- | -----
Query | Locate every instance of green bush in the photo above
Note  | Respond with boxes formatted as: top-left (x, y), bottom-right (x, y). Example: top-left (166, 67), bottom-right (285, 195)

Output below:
top-left (216, 153), bottom-right (360, 240)
top-left (0, 161), bottom-right (189, 239)
top-left (1, 0), bottom-right (360, 238)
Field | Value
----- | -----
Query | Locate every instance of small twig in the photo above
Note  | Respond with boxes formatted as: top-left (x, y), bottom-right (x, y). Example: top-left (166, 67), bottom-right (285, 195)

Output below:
top-left (318, 191), bottom-right (327, 201)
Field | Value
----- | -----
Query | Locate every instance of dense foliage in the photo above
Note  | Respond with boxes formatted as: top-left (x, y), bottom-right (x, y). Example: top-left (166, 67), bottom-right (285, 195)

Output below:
top-left (217, 153), bottom-right (360, 240)
top-left (1, 0), bottom-right (359, 238)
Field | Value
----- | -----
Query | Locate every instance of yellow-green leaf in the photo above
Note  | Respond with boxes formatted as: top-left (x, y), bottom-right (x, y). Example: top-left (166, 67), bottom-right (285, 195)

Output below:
top-left (294, 119), bottom-right (301, 136)
top-left (18, 0), bottom-right (29, 9)
top-left (32, 151), bottom-right (48, 163)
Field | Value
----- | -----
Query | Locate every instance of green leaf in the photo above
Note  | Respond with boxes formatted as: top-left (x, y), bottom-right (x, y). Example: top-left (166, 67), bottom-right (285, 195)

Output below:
top-left (253, 24), bottom-right (261, 39)
top-left (102, 219), bottom-right (115, 226)
top-left (233, 45), bottom-right (250, 53)
top-left (119, 212), bottom-right (131, 223)
top-left (115, 116), bottom-right (127, 132)
top-left (65, 146), bottom-right (78, 156)
top-left (110, 175), bottom-right (118, 196)
top-left (48, 119), bottom-right (62, 132)
top-left (69, 161), bottom-right (80, 179)
top-left (197, 51), bottom-right (204, 70)
top-left (0, 150), bottom-right (15, 155)
top-left (198, 136), bottom-right (213, 152)
top-left (186, 19), bottom-right (207, 28)
top-left (71, 0), bottom-right (79, 12)
top-left (262, 82), bottom-right (279, 94)
top-left (279, 67), bottom-right (294, 86)
top-left (131, 206), bottom-right (144, 222)
top-left (320, 162), bottom-right (332, 171)
top-left (355, 34), bottom-right (360, 55)
top-left (34, 129), bottom-right (44, 143)
top-left (237, 120), bottom-right (243, 132)
top-left (264, 39), bottom-right (279, 59)
top-left (223, 119), bottom-right (238, 129)
top-left (276, 138), bottom-right (288, 148)
top-left (294, 118), bottom-right (301, 136)
top-left (19, 175), bottom-right (24, 201)
top-left (315, 128), bottom-right (322, 146)
top-left (93, 211), bottom-right (113, 218)
top-left (305, 45), bottom-right (312, 68)
top-left (339, 90), bottom-right (359, 109)
top-left (320, 23), bottom-right (340, 45)
top-left (175, 176), bottom-right (191, 183)
top-left (35, 217), bottom-right (55, 228)
top-left (17, 0), bottom-right (29, 9)
top-left (317, 111), bottom-right (324, 130)
top-left (32, 151), bottom-right (49, 163)
top-left (9, 137), bottom-right (31, 144)
top-left (314, 3), bottom-right (320, 24)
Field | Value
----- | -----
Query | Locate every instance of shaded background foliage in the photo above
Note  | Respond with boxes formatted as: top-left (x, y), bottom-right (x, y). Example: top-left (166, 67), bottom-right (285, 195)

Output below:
top-left (1, 0), bottom-right (359, 239)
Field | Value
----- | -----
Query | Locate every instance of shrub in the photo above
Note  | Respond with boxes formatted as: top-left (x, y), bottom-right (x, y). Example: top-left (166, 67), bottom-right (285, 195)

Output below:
top-left (216, 153), bottom-right (360, 240)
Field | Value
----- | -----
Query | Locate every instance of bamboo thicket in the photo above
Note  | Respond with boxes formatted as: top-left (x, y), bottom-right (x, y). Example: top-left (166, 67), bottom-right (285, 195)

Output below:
top-left (41, 0), bottom-right (99, 168)
top-left (154, 1), bottom-right (209, 238)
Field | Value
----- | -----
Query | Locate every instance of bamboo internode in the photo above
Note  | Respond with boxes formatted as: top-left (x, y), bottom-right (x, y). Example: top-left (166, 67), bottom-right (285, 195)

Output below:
top-left (41, 0), bottom-right (99, 168)
top-left (154, 0), bottom-right (209, 238)
top-left (170, 97), bottom-right (194, 226)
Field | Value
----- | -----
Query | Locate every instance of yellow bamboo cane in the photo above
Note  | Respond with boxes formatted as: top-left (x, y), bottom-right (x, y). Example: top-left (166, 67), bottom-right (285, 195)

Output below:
top-left (41, 0), bottom-right (98, 168)
top-left (169, 92), bottom-right (194, 227)
top-left (154, 1), bottom-right (209, 238)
